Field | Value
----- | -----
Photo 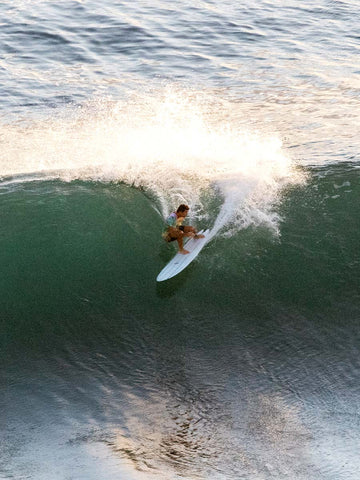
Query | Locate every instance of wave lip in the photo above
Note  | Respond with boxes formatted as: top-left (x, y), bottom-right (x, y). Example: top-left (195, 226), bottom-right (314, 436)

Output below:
top-left (0, 90), bottom-right (304, 237)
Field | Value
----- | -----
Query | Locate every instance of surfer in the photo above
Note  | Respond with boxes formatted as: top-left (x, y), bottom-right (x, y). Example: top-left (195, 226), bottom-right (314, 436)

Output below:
top-left (163, 204), bottom-right (204, 254)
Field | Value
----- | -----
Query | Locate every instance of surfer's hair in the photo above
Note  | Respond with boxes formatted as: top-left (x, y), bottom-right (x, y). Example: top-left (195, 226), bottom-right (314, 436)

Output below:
top-left (177, 204), bottom-right (189, 213)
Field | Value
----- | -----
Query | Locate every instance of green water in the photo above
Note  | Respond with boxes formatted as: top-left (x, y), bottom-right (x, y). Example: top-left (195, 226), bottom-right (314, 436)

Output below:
top-left (1, 163), bottom-right (359, 479)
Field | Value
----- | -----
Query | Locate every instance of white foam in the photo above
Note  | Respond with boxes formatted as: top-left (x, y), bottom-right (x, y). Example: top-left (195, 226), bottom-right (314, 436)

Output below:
top-left (0, 88), bottom-right (305, 236)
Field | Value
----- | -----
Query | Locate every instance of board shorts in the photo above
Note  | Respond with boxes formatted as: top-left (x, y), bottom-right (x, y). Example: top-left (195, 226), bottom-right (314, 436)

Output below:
top-left (163, 226), bottom-right (185, 242)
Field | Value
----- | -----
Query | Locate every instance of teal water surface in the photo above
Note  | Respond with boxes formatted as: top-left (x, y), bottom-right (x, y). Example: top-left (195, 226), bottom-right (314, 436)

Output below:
top-left (1, 163), bottom-right (359, 479)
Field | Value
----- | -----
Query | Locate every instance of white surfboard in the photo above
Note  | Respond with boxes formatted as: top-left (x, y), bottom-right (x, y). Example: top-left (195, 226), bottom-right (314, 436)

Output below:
top-left (157, 229), bottom-right (211, 282)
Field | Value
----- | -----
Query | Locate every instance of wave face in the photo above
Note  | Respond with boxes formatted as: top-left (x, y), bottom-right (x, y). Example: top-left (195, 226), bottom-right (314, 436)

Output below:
top-left (1, 162), bottom-right (359, 480)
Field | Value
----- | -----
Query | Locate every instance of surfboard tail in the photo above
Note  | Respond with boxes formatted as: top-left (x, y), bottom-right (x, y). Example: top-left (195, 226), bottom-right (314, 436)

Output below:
top-left (157, 229), bottom-right (211, 282)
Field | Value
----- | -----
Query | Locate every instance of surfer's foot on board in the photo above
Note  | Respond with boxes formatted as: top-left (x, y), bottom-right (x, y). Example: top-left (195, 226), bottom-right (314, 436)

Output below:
top-left (179, 249), bottom-right (190, 255)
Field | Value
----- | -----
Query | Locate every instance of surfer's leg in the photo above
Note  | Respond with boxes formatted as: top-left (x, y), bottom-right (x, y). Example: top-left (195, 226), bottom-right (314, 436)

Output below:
top-left (167, 227), bottom-right (189, 254)
top-left (183, 226), bottom-right (195, 237)
top-left (177, 233), bottom-right (190, 254)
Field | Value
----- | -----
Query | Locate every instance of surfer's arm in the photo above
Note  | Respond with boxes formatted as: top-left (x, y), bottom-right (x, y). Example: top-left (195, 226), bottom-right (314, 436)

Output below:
top-left (165, 213), bottom-right (177, 228)
top-left (176, 216), bottom-right (185, 226)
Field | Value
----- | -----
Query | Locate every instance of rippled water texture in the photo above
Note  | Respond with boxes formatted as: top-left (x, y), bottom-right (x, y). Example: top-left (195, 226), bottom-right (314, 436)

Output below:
top-left (1, 0), bottom-right (360, 163)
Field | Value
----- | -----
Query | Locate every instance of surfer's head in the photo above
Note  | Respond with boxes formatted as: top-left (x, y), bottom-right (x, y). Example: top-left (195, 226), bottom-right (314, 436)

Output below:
top-left (176, 204), bottom-right (189, 218)
top-left (176, 204), bottom-right (189, 215)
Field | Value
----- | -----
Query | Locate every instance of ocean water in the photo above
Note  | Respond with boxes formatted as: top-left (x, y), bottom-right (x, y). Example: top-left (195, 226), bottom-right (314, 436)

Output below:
top-left (1, 1), bottom-right (359, 479)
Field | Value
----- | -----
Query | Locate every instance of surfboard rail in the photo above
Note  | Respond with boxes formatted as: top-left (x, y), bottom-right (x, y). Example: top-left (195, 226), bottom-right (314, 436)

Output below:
top-left (157, 229), bottom-right (211, 282)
